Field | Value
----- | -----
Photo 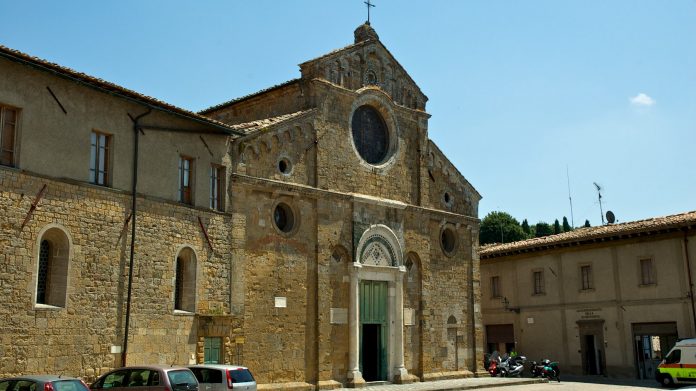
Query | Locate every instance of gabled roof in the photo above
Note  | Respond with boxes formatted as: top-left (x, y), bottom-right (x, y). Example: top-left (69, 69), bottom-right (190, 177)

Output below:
top-left (480, 211), bottom-right (696, 259)
top-left (0, 44), bottom-right (241, 135)
top-left (428, 139), bottom-right (482, 200)
top-left (231, 109), bottom-right (315, 136)
top-left (198, 79), bottom-right (301, 115)
top-left (299, 31), bottom-right (428, 102)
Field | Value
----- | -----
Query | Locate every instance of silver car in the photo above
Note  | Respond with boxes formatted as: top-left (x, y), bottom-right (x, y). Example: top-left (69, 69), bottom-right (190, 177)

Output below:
top-left (0, 376), bottom-right (90, 391)
top-left (187, 365), bottom-right (255, 391)
top-left (91, 365), bottom-right (198, 391)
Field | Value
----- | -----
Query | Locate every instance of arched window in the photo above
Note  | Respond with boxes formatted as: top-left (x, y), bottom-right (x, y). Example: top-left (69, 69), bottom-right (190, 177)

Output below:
top-left (36, 227), bottom-right (70, 307)
top-left (174, 247), bottom-right (197, 312)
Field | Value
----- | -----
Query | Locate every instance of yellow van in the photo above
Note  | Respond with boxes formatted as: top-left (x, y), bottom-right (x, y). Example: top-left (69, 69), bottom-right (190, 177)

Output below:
top-left (656, 338), bottom-right (696, 386)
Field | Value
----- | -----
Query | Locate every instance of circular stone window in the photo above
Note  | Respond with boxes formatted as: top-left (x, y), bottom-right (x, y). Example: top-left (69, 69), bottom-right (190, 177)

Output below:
top-left (273, 203), bottom-right (295, 233)
top-left (351, 105), bottom-right (390, 165)
top-left (278, 158), bottom-right (292, 175)
top-left (441, 227), bottom-right (457, 255)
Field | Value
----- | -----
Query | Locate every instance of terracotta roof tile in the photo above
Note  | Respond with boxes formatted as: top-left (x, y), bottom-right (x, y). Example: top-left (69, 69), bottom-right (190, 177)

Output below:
top-left (480, 210), bottom-right (696, 258)
top-left (0, 44), bottom-right (239, 135)
top-left (198, 79), bottom-right (300, 114)
top-left (232, 109), bottom-right (315, 135)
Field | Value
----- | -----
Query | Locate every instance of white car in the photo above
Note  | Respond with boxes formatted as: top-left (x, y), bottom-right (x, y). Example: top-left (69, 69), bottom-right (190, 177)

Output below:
top-left (187, 365), bottom-right (256, 391)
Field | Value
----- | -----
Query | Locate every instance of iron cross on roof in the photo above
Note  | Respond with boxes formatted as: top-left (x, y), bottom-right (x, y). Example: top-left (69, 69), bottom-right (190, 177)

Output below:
top-left (364, 0), bottom-right (375, 24)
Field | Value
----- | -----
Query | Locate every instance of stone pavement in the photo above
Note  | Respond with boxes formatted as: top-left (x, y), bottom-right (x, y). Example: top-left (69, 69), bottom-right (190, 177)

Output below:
top-left (333, 378), bottom-right (546, 391)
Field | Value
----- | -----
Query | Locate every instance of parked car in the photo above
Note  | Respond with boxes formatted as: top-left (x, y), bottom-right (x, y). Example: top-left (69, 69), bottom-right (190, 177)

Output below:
top-left (0, 375), bottom-right (90, 391)
top-left (187, 365), bottom-right (255, 391)
top-left (91, 365), bottom-right (198, 391)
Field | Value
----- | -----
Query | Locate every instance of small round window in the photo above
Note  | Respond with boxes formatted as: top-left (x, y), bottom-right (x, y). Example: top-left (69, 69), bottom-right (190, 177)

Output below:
top-left (441, 227), bottom-right (457, 255)
top-left (351, 105), bottom-right (389, 165)
top-left (278, 158), bottom-right (292, 175)
top-left (273, 203), bottom-right (295, 233)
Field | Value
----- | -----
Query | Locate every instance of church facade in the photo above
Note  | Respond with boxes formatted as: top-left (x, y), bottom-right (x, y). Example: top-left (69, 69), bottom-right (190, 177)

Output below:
top-left (0, 24), bottom-right (483, 388)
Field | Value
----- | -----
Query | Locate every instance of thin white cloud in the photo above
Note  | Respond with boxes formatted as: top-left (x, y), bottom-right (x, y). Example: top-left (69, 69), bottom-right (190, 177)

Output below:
top-left (630, 93), bottom-right (656, 107)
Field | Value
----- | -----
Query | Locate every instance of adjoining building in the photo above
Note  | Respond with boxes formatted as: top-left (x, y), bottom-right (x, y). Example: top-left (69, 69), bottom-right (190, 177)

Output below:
top-left (480, 211), bottom-right (696, 379)
top-left (0, 23), bottom-right (485, 388)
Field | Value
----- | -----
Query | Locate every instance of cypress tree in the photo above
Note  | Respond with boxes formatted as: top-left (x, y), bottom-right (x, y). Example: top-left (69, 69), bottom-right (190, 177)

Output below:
top-left (562, 216), bottom-right (571, 232)
top-left (554, 219), bottom-right (561, 234)
top-left (584, 219), bottom-right (591, 228)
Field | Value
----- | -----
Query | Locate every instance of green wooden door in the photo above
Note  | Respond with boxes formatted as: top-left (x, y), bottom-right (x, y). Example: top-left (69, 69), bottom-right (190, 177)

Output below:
top-left (204, 337), bottom-right (222, 364)
top-left (360, 280), bottom-right (388, 381)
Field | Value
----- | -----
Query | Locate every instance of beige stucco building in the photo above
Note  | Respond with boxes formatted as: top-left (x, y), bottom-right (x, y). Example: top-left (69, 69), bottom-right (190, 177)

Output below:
top-left (480, 211), bottom-right (696, 379)
top-left (0, 23), bottom-right (485, 387)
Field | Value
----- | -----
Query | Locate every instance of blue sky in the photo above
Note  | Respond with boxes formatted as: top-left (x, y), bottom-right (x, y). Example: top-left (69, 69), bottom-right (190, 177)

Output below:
top-left (2, 1), bottom-right (694, 226)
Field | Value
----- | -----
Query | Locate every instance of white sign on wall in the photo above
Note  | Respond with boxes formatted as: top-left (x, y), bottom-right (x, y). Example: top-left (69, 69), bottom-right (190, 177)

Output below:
top-left (330, 308), bottom-right (348, 324)
top-left (274, 297), bottom-right (287, 308)
top-left (404, 308), bottom-right (415, 326)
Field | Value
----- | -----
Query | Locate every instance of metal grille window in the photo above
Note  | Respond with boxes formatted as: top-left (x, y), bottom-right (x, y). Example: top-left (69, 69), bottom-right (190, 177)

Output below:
top-left (640, 258), bottom-right (656, 285)
top-left (491, 276), bottom-right (501, 298)
top-left (0, 105), bottom-right (18, 167)
top-left (174, 257), bottom-right (184, 310)
top-left (533, 270), bottom-right (545, 295)
top-left (351, 106), bottom-right (389, 164)
top-left (89, 131), bottom-right (111, 186)
top-left (37, 240), bottom-right (50, 304)
top-left (179, 156), bottom-right (193, 204)
top-left (210, 165), bottom-right (225, 211)
top-left (581, 265), bottom-right (593, 290)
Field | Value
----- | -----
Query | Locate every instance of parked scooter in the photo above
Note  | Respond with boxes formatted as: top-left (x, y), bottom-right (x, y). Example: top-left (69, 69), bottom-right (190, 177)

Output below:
top-left (530, 359), bottom-right (561, 382)
top-left (499, 355), bottom-right (527, 377)
top-left (488, 351), bottom-right (501, 377)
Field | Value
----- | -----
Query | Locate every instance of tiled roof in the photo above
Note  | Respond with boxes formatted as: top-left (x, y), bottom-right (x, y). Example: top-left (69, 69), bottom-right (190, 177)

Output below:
top-left (0, 44), bottom-right (240, 135)
top-left (198, 79), bottom-right (300, 114)
top-left (480, 210), bottom-right (696, 259)
top-left (231, 109), bottom-right (315, 136)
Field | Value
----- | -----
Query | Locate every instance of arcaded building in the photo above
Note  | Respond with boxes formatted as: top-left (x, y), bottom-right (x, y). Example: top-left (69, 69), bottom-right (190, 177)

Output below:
top-left (0, 23), bottom-right (484, 387)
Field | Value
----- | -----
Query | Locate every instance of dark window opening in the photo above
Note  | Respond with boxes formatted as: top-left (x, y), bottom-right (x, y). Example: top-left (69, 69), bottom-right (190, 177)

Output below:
top-left (274, 203), bottom-right (295, 233)
top-left (351, 106), bottom-right (389, 164)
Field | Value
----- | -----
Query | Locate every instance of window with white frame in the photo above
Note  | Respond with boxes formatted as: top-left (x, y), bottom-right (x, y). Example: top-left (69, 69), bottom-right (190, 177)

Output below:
top-left (210, 164), bottom-right (225, 211)
top-left (90, 131), bottom-right (111, 186)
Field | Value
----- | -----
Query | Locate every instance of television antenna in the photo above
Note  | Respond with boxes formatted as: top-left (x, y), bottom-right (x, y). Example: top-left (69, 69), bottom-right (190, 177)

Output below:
top-left (566, 165), bottom-right (574, 227)
top-left (594, 182), bottom-right (605, 225)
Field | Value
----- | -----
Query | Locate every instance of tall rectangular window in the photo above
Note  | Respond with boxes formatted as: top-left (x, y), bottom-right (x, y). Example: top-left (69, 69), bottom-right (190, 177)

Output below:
top-left (179, 156), bottom-right (193, 204)
top-left (491, 276), bottom-right (501, 298)
top-left (581, 265), bottom-right (593, 290)
top-left (90, 131), bottom-right (111, 186)
top-left (533, 270), bottom-right (545, 295)
top-left (210, 165), bottom-right (225, 211)
top-left (0, 105), bottom-right (18, 167)
top-left (641, 258), bottom-right (656, 285)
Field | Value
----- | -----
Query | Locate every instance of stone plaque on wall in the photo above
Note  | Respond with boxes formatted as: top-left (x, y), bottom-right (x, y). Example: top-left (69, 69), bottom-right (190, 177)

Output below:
top-left (404, 308), bottom-right (415, 326)
top-left (331, 308), bottom-right (348, 324)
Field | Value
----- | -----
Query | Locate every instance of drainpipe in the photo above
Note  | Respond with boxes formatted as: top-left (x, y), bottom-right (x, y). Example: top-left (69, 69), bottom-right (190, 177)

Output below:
top-left (683, 230), bottom-right (696, 334)
top-left (122, 109), bottom-right (151, 366)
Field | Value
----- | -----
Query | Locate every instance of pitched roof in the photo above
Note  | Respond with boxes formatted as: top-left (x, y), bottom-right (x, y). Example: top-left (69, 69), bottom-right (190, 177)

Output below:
top-left (231, 109), bottom-right (315, 136)
top-left (0, 44), bottom-right (241, 135)
top-left (198, 79), bottom-right (301, 115)
top-left (480, 211), bottom-right (696, 259)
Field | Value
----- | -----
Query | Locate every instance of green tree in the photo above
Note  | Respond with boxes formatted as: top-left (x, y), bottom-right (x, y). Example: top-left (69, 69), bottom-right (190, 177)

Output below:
top-left (554, 219), bottom-right (561, 234)
top-left (480, 211), bottom-right (528, 245)
top-left (562, 216), bottom-right (572, 232)
top-left (535, 222), bottom-right (554, 238)
top-left (584, 219), bottom-right (591, 228)
top-left (521, 219), bottom-right (531, 235)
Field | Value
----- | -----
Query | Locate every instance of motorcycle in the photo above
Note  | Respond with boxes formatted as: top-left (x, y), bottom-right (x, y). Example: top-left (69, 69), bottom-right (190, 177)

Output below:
top-left (499, 355), bottom-right (526, 377)
top-left (530, 359), bottom-right (560, 382)
top-left (488, 351), bottom-right (501, 377)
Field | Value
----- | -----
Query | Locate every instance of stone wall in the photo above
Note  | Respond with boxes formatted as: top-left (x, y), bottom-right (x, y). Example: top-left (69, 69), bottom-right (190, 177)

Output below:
top-left (0, 168), bottom-right (236, 379)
